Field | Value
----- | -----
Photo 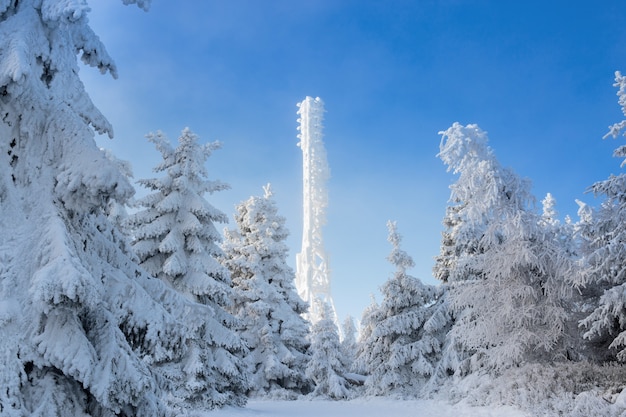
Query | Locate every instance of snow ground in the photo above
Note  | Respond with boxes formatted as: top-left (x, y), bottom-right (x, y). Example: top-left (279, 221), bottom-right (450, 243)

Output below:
top-left (206, 398), bottom-right (528, 417)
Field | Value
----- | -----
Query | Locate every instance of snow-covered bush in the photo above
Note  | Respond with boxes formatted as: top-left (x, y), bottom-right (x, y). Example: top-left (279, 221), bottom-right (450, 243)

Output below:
top-left (448, 362), bottom-right (626, 417)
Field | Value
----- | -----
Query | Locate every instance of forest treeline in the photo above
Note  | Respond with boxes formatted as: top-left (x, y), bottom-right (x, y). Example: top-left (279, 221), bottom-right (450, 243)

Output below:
top-left (1, 1), bottom-right (626, 416)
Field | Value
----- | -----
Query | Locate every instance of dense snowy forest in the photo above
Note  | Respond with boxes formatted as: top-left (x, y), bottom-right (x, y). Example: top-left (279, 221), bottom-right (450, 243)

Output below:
top-left (2, 1), bottom-right (626, 416)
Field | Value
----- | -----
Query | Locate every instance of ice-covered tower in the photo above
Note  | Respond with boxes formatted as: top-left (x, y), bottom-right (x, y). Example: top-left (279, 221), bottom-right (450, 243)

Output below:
top-left (295, 97), bottom-right (338, 326)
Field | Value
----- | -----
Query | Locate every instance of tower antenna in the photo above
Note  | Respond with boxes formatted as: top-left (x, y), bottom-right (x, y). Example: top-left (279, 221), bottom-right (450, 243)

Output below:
top-left (295, 97), bottom-right (339, 327)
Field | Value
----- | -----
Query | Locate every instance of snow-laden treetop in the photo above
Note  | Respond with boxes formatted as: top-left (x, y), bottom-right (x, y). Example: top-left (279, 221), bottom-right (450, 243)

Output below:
top-left (0, 0), bottom-right (150, 139)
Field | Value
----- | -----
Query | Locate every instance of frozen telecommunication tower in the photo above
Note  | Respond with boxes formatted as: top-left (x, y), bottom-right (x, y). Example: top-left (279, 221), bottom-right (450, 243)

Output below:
top-left (295, 96), bottom-right (339, 326)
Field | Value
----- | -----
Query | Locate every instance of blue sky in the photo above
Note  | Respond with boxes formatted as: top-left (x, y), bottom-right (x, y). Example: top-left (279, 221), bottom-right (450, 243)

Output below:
top-left (84, 1), bottom-right (626, 322)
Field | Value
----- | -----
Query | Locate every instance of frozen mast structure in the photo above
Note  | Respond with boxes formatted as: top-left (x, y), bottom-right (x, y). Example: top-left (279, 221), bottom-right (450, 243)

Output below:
top-left (295, 97), bottom-right (339, 325)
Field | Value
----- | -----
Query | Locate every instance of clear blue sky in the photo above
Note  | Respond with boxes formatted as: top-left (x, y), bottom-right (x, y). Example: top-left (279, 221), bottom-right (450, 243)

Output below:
top-left (84, 1), bottom-right (626, 322)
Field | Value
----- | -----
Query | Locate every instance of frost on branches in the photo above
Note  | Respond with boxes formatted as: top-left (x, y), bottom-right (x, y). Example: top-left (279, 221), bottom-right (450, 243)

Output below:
top-left (577, 71), bottom-right (626, 362)
top-left (101, 148), bottom-right (135, 233)
top-left (306, 299), bottom-right (350, 399)
top-left (126, 128), bottom-right (248, 411)
top-left (340, 315), bottom-right (358, 372)
top-left (437, 123), bottom-right (573, 373)
top-left (354, 221), bottom-right (444, 396)
top-left (0, 1), bottom-right (193, 416)
top-left (352, 296), bottom-right (378, 375)
top-left (221, 185), bottom-right (312, 398)
top-left (295, 97), bottom-right (338, 326)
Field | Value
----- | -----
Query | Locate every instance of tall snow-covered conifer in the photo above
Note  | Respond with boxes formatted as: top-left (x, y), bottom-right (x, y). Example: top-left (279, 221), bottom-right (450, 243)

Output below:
top-left (438, 123), bottom-right (572, 372)
top-left (221, 184), bottom-right (311, 398)
top-left (356, 221), bottom-right (441, 396)
top-left (577, 71), bottom-right (626, 362)
top-left (0, 1), bottom-right (195, 415)
top-left (126, 129), bottom-right (248, 411)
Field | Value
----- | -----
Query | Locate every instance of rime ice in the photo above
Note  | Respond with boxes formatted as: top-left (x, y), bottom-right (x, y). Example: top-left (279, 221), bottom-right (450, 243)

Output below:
top-left (295, 97), bottom-right (339, 327)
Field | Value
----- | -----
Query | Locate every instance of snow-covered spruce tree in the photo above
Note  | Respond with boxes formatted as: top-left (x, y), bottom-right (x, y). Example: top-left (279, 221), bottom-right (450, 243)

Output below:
top-left (221, 184), bottom-right (311, 398)
top-left (437, 124), bottom-right (525, 373)
top-left (352, 296), bottom-right (379, 376)
top-left (356, 221), bottom-right (442, 396)
top-left (541, 193), bottom-right (559, 228)
top-left (539, 193), bottom-right (586, 361)
top-left (540, 193), bottom-right (579, 263)
top-left (126, 129), bottom-right (248, 411)
top-left (431, 126), bottom-right (496, 377)
top-left (0, 1), bottom-right (196, 416)
top-left (577, 71), bottom-right (626, 362)
top-left (340, 315), bottom-right (357, 372)
top-left (306, 298), bottom-right (350, 399)
top-left (438, 123), bottom-right (573, 373)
